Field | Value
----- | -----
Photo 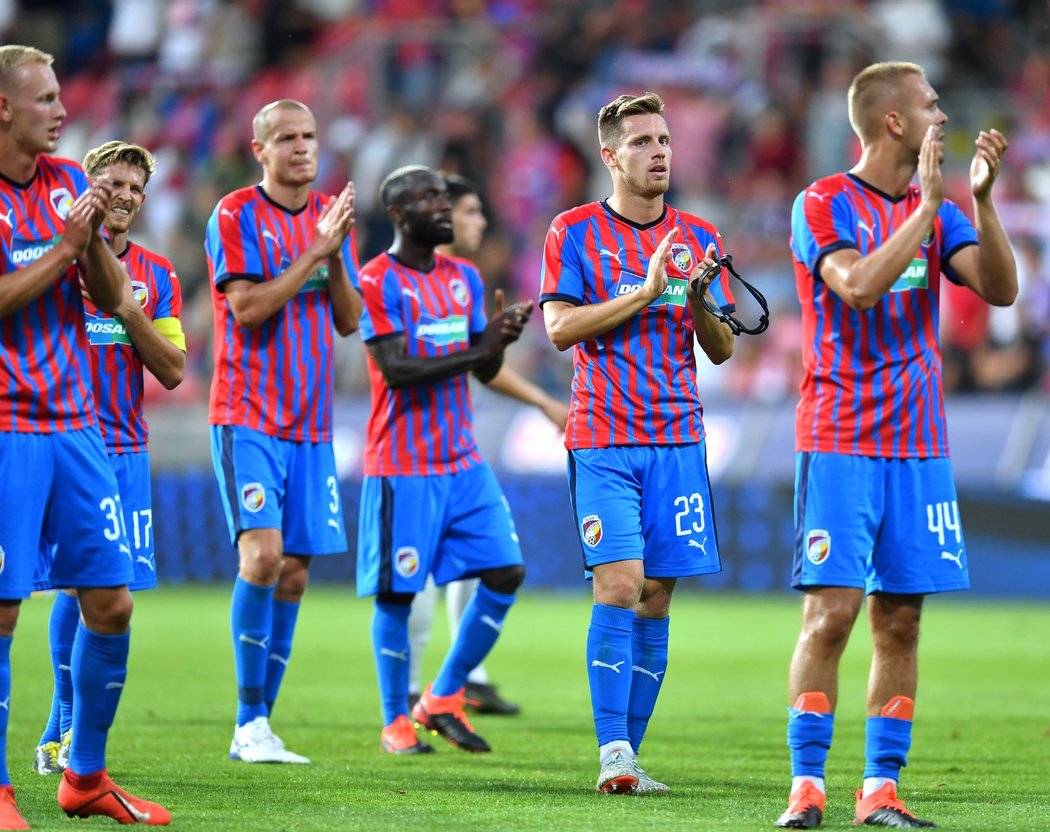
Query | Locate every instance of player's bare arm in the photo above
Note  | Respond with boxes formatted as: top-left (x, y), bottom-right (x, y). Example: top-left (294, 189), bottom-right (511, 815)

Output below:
top-left (475, 290), bottom-right (532, 382)
top-left (544, 227), bottom-right (676, 351)
top-left (369, 292), bottom-right (531, 389)
top-left (486, 367), bottom-right (569, 431)
top-left (0, 180), bottom-right (124, 318)
top-left (78, 179), bottom-right (128, 314)
top-left (821, 127), bottom-right (946, 311)
top-left (686, 242), bottom-right (734, 364)
top-left (0, 196), bottom-right (90, 317)
top-left (114, 276), bottom-right (185, 390)
top-left (946, 128), bottom-right (1017, 306)
top-left (325, 182), bottom-right (363, 336)
top-left (224, 190), bottom-right (355, 331)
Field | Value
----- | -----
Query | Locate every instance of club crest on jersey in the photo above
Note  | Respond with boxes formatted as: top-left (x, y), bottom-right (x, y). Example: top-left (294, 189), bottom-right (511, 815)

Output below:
top-left (922, 230), bottom-right (934, 248)
top-left (394, 546), bottom-right (420, 578)
top-left (131, 280), bottom-right (149, 307)
top-left (448, 277), bottom-right (469, 307)
top-left (241, 483), bottom-right (266, 514)
top-left (50, 187), bottom-right (74, 219)
top-left (670, 243), bottom-right (694, 274)
top-left (581, 514), bottom-right (603, 548)
top-left (806, 530), bottom-right (831, 565)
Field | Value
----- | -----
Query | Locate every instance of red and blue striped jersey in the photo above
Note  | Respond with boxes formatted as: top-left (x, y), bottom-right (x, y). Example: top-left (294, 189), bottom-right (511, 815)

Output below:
top-left (539, 200), bottom-right (734, 450)
top-left (0, 155), bottom-right (96, 434)
top-left (83, 242), bottom-right (183, 454)
top-left (358, 251), bottom-right (488, 476)
top-left (205, 185), bottom-right (358, 442)
top-left (790, 172), bottom-right (978, 458)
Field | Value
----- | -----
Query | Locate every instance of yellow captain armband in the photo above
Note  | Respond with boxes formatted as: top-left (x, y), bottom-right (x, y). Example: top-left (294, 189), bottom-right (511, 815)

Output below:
top-left (153, 317), bottom-right (186, 351)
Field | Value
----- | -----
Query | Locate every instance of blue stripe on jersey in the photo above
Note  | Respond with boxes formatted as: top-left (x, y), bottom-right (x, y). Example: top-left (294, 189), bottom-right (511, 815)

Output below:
top-left (791, 173), bottom-right (978, 458)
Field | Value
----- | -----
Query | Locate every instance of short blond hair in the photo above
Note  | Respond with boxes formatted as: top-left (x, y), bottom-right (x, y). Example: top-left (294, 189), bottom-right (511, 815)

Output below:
top-left (0, 45), bottom-right (54, 91)
top-left (597, 92), bottom-right (665, 149)
top-left (252, 99), bottom-right (312, 143)
top-left (83, 140), bottom-right (156, 184)
top-left (847, 61), bottom-right (925, 142)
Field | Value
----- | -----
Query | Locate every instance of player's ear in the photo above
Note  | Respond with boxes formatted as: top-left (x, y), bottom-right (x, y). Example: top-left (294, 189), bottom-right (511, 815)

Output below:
top-left (250, 139), bottom-right (265, 164)
top-left (599, 145), bottom-right (617, 169)
top-left (885, 109), bottom-right (905, 139)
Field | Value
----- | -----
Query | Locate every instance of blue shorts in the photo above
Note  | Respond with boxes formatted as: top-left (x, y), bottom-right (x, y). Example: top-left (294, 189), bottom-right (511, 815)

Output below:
top-left (567, 443), bottom-right (722, 578)
top-left (0, 430), bottom-right (133, 599)
top-left (793, 452), bottom-right (970, 595)
top-left (112, 452), bottom-right (156, 590)
top-left (36, 450), bottom-right (156, 592)
top-left (356, 462), bottom-right (523, 597)
top-left (210, 425), bottom-right (347, 556)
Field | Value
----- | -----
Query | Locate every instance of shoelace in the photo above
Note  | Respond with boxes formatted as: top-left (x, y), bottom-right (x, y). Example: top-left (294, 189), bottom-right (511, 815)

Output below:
top-left (863, 791), bottom-right (913, 817)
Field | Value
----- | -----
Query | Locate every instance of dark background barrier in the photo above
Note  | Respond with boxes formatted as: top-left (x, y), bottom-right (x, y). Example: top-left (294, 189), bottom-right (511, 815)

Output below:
top-left (153, 469), bottom-right (1050, 599)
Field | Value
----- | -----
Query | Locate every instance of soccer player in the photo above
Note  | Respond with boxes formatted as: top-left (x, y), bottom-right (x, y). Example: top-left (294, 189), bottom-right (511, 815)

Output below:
top-left (33, 140), bottom-right (185, 778)
top-left (775, 62), bottom-right (1016, 830)
top-left (539, 92), bottom-right (737, 794)
top-left (205, 99), bottom-right (360, 764)
top-left (406, 172), bottom-right (568, 716)
top-left (0, 44), bottom-right (170, 826)
top-left (356, 165), bottom-right (531, 756)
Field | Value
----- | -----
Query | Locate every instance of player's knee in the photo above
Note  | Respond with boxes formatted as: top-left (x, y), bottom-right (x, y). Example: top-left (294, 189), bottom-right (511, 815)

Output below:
top-left (480, 564), bottom-right (525, 596)
top-left (275, 556), bottom-right (310, 602)
top-left (803, 603), bottom-right (857, 648)
top-left (873, 606), bottom-right (922, 650)
top-left (79, 589), bottom-right (133, 634)
top-left (377, 591), bottom-right (415, 608)
top-left (594, 575), bottom-right (645, 609)
top-left (238, 546), bottom-right (283, 583)
top-left (0, 600), bottom-right (20, 638)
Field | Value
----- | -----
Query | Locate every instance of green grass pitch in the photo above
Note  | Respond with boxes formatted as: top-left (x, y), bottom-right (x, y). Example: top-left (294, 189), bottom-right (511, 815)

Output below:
top-left (5, 586), bottom-right (1049, 830)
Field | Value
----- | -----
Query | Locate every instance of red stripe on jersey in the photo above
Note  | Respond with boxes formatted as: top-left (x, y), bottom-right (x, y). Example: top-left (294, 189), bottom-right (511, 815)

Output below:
top-left (358, 252), bottom-right (486, 476)
top-left (539, 201), bottom-right (728, 449)
top-left (84, 242), bottom-right (183, 452)
top-left (206, 186), bottom-right (358, 442)
top-left (0, 156), bottom-right (98, 433)
top-left (791, 173), bottom-right (975, 457)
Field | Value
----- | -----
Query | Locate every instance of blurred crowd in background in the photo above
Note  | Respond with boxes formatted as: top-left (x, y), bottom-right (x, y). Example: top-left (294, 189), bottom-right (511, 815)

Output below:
top-left (6, 0), bottom-right (1050, 408)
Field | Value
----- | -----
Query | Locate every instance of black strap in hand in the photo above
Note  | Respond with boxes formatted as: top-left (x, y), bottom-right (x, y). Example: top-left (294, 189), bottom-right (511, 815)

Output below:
top-left (689, 254), bottom-right (770, 336)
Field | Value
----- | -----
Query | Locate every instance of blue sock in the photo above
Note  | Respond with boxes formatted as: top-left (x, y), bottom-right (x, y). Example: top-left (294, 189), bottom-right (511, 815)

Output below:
top-left (0, 637), bottom-right (11, 785)
top-left (264, 599), bottom-right (300, 716)
top-left (372, 602), bottom-right (411, 726)
top-left (40, 592), bottom-right (80, 745)
top-left (432, 584), bottom-right (515, 698)
top-left (627, 615), bottom-right (669, 754)
top-left (864, 715), bottom-right (912, 779)
top-left (231, 577), bottom-right (274, 726)
top-left (69, 623), bottom-right (129, 775)
top-left (787, 708), bottom-right (835, 777)
top-left (587, 603), bottom-right (636, 747)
